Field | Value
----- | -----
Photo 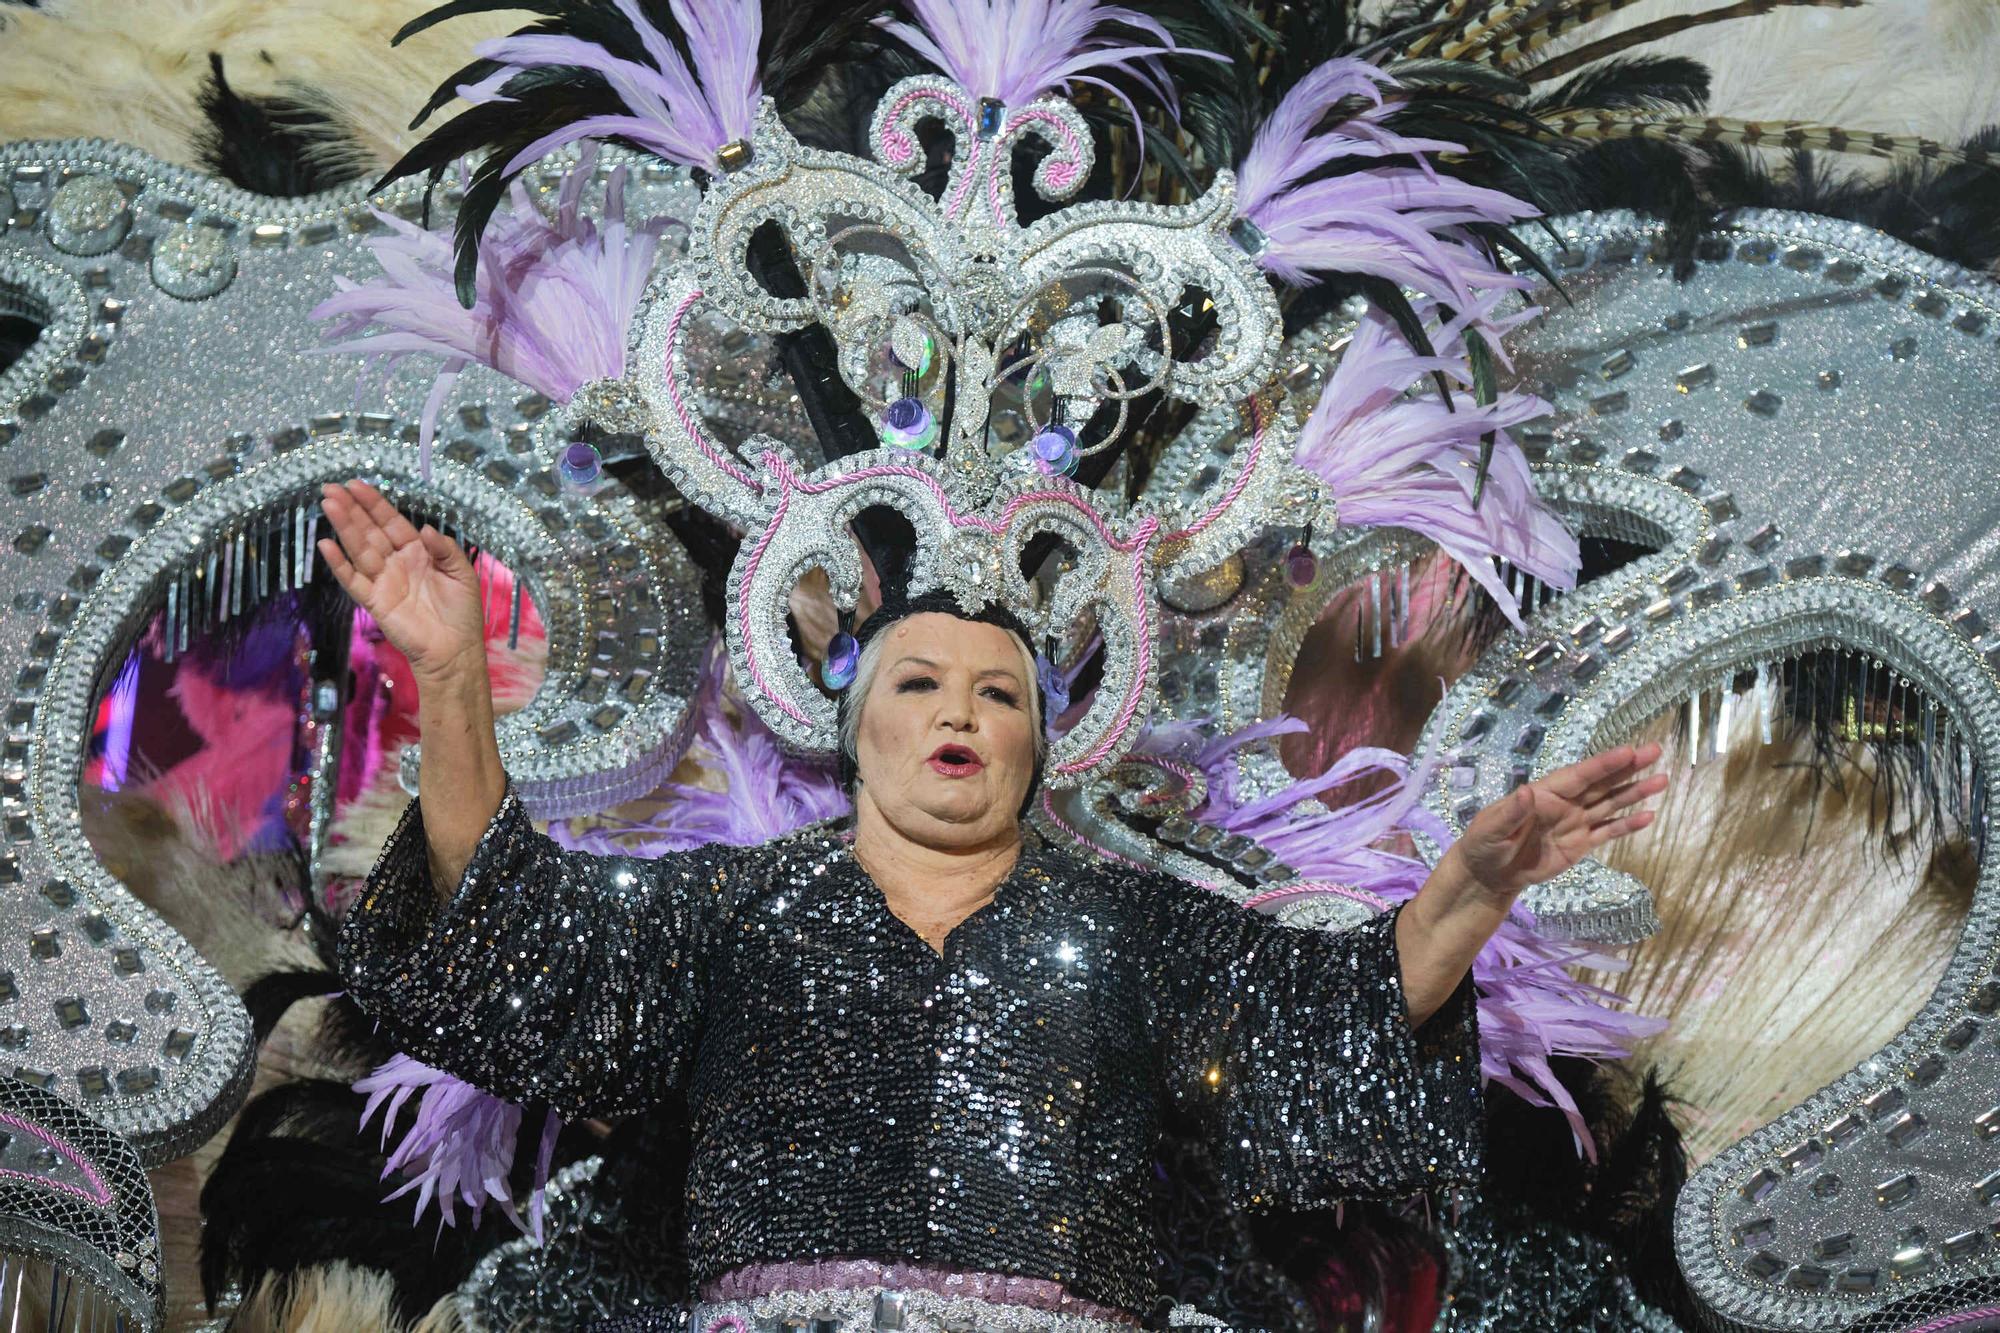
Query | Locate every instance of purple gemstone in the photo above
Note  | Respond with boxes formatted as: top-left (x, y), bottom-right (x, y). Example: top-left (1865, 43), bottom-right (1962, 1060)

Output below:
top-left (823, 631), bottom-right (860, 688)
top-left (1033, 424), bottom-right (1078, 463)
top-left (558, 440), bottom-right (603, 489)
top-left (1284, 544), bottom-right (1318, 588)
top-left (884, 397), bottom-right (927, 432)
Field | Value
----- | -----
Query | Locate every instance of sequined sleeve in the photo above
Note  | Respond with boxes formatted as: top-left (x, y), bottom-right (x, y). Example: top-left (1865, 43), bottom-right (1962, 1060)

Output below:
top-left (335, 785), bottom-right (736, 1122)
top-left (1143, 878), bottom-right (1483, 1209)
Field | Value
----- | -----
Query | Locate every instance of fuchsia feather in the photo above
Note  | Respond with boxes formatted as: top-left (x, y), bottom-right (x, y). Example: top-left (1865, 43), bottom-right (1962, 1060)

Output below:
top-left (1235, 57), bottom-right (1536, 315)
top-left (1292, 297), bottom-right (1580, 631)
top-left (312, 149), bottom-right (672, 480)
top-left (1162, 717), bottom-right (1667, 1161)
top-left (880, 0), bottom-right (1215, 121)
top-left (460, 0), bottom-right (762, 174)
top-left (355, 1053), bottom-right (563, 1242)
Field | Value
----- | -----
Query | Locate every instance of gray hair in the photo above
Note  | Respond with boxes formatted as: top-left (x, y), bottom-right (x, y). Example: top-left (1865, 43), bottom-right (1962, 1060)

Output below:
top-left (838, 625), bottom-right (1046, 785)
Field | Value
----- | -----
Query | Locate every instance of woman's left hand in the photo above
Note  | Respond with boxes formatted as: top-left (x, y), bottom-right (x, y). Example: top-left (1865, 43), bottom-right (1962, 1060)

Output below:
top-left (1398, 740), bottom-right (1667, 1028)
top-left (1444, 739), bottom-right (1668, 910)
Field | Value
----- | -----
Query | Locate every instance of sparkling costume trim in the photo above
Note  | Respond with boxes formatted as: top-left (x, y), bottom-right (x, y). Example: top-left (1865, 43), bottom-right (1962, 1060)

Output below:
top-left (336, 785), bottom-right (1482, 1315)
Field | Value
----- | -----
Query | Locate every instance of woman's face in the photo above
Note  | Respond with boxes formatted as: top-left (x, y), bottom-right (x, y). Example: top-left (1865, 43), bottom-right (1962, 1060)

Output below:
top-left (853, 612), bottom-right (1037, 850)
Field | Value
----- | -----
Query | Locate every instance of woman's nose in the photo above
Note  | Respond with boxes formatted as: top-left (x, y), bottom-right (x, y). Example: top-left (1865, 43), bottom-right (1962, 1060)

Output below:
top-left (938, 682), bottom-right (977, 729)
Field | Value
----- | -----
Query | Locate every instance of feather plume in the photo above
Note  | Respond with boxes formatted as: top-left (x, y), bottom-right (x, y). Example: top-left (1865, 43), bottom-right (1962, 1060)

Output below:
top-left (355, 1054), bottom-right (563, 1241)
top-left (1544, 108), bottom-right (1998, 172)
top-left (878, 0), bottom-right (1219, 119)
top-left (1181, 718), bottom-right (1665, 1159)
top-left (312, 149), bottom-right (673, 477)
top-left (553, 638), bottom-right (848, 856)
top-left (466, 0), bottom-right (764, 177)
top-left (1515, 0), bottom-right (1863, 83)
top-left (1292, 300), bottom-right (1580, 630)
top-left (1233, 56), bottom-right (1538, 349)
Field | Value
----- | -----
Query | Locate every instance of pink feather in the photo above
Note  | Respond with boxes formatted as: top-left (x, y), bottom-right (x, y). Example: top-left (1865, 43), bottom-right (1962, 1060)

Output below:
top-left (1291, 298), bottom-right (1580, 631)
top-left (479, 0), bottom-right (761, 174)
top-left (311, 150), bottom-right (673, 478)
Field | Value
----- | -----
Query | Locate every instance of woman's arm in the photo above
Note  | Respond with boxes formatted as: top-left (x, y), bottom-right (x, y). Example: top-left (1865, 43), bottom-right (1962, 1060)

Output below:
top-left (1396, 740), bottom-right (1668, 1027)
top-left (316, 479), bottom-right (506, 898)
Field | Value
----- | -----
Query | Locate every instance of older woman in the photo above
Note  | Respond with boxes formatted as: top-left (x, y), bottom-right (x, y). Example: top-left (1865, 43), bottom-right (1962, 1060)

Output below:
top-left (320, 479), bottom-right (1665, 1331)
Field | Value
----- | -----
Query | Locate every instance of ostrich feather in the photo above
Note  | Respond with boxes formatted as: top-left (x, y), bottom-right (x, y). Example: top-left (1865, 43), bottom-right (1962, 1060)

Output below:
top-left (1292, 300), bottom-right (1580, 630)
top-left (878, 0), bottom-right (1218, 120)
top-left (312, 149), bottom-right (673, 477)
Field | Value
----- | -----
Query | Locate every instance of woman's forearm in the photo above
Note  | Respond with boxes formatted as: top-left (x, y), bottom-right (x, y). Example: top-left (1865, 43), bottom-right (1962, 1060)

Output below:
top-left (413, 656), bottom-right (508, 902)
top-left (1394, 846), bottom-right (1507, 1028)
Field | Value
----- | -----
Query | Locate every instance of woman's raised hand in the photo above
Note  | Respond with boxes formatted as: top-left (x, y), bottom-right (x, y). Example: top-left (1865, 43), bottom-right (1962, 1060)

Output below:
top-left (1446, 740), bottom-right (1668, 907)
top-left (317, 480), bottom-right (486, 683)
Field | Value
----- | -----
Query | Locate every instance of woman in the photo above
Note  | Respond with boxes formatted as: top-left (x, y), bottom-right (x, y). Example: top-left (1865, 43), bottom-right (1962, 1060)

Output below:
top-left (320, 479), bottom-right (1666, 1331)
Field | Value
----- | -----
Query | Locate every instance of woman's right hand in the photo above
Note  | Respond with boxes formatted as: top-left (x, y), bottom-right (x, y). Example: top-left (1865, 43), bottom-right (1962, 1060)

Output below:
top-left (318, 480), bottom-right (487, 683)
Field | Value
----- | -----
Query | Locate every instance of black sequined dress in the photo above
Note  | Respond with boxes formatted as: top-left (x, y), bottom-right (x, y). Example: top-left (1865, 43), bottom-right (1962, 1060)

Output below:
top-left (336, 785), bottom-right (1484, 1318)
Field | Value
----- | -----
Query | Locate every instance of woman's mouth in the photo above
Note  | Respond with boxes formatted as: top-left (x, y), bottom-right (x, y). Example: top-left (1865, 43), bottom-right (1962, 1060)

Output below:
top-left (927, 744), bottom-right (984, 777)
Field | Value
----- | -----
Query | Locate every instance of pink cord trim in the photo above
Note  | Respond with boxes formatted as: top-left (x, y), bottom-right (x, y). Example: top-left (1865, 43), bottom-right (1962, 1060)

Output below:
top-left (664, 290), bottom-right (759, 491)
top-left (1902, 1309), bottom-right (2000, 1333)
top-left (1164, 399), bottom-right (1266, 543)
top-left (988, 109), bottom-right (1084, 224)
top-left (1241, 881), bottom-right (1395, 913)
top-left (881, 86), bottom-right (985, 220)
top-left (0, 1111), bottom-right (113, 1207)
top-left (748, 456), bottom-right (1157, 768)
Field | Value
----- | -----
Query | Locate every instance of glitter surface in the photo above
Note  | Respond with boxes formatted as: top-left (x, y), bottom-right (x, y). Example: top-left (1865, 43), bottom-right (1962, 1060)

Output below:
top-left (338, 790), bottom-right (1481, 1316)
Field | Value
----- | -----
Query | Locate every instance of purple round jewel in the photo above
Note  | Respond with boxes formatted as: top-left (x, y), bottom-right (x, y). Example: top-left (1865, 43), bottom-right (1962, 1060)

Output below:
top-left (1031, 424), bottom-right (1078, 474)
top-left (880, 396), bottom-right (937, 450)
top-left (823, 631), bottom-right (860, 689)
top-left (1284, 544), bottom-right (1318, 589)
top-left (558, 440), bottom-right (603, 490)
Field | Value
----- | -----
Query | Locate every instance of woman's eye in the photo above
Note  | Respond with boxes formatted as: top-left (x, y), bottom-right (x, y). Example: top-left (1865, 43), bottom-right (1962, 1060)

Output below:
top-left (982, 687), bottom-right (1019, 707)
top-left (896, 676), bottom-right (936, 692)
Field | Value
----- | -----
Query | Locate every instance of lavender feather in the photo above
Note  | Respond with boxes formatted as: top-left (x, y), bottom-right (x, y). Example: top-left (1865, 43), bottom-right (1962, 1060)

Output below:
top-left (1236, 57), bottom-right (1537, 307)
top-left (312, 150), bottom-right (672, 478)
top-left (1178, 718), bottom-right (1666, 1160)
top-left (473, 0), bottom-right (762, 174)
top-left (354, 1052), bottom-right (564, 1241)
top-left (879, 0), bottom-right (1218, 120)
top-left (1292, 298), bottom-right (1580, 631)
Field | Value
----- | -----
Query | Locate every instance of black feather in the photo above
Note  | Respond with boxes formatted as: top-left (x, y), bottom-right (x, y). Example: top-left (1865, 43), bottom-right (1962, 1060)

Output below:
top-left (1527, 55), bottom-right (1711, 117)
top-left (193, 54), bottom-right (370, 198)
top-left (201, 1076), bottom-right (596, 1317)
top-left (241, 968), bottom-right (343, 1048)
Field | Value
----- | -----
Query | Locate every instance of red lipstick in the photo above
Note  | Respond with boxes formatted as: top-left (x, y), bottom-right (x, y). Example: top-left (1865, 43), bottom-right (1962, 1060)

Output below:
top-left (927, 743), bottom-right (984, 777)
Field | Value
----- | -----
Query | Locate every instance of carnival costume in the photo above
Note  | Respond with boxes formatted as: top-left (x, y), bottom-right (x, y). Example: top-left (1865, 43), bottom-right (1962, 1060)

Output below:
top-left (0, 0), bottom-right (1998, 1329)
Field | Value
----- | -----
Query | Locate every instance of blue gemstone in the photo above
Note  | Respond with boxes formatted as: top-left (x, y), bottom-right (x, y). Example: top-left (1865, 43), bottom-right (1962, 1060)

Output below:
top-left (978, 98), bottom-right (1006, 138)
top-left (823, 632), bottom-right (860, 689)
top-left (884, 397), bottom-right (926, 432)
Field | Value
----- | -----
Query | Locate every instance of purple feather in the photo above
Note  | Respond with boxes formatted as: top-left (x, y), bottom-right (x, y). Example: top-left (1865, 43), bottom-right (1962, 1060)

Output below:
top-left (1183, 718), bottom-right (1666, 1160)
top-left (476, 0), bottom-right (761, 175)
top-left (1291, 298), bottom-right (1580, 631)
top-left (311, 149), bottom-right (672, 479)
top-left (354, 1052), bottom-right (564, 1241)
top-left (879, 0), bottom-right (1220, 120)
top-left (1236, 57), bottom-right (1537, 311)
top-left (552, 638), bottom-right (849, 856)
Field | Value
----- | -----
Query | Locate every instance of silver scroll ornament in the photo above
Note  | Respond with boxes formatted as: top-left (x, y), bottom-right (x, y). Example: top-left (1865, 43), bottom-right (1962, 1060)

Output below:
top-left (625, 79), bottom-right (1294, 782)
top-left (0, 141), bottom-right (709, 1162)
top-left (1426, 209), bottom-right (2000, 1333)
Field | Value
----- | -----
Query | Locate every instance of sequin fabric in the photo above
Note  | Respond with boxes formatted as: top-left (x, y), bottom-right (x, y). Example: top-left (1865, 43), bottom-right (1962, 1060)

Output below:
top-left (336, 786), bottom-right (1483, 1316)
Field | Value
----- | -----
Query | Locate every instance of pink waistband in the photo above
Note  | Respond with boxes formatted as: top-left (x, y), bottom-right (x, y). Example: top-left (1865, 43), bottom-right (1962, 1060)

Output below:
top-left (700, 1258), bottom-right (1141, 1325)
